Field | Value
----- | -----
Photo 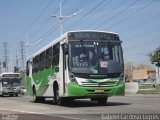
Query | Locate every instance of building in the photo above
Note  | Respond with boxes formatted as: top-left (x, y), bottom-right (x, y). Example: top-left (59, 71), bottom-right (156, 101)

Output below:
top-left (132, 68), bottom-right (156, 82)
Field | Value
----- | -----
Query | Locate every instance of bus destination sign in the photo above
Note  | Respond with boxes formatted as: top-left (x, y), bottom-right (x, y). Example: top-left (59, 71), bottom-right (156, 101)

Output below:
top-left (68, 32), bottom-right (119, 40)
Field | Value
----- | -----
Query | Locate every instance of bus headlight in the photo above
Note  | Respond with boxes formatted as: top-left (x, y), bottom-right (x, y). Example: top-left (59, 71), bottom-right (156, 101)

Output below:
top-left (69, 73), bottom-right (78, 84)
top-left (116, 73), bottom-right (124, 85)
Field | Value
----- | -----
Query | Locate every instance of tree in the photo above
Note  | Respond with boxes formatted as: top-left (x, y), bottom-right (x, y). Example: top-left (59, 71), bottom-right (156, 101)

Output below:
top-left (148, 47), bottom-right (160, 84)
top-left (148, 47), bottom-right (160, 67)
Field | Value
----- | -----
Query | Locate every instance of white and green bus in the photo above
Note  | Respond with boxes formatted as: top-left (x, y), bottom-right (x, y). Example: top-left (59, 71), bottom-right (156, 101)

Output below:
top-left (0, 72), bottom-right (21, 97)
top-left (26, 30), bottom-right (125, 105)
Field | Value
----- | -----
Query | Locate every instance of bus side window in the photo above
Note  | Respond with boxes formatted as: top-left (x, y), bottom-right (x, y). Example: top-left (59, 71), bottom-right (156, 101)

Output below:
top-left (40, 51), bottom-right (46, 71)
top-left (35, 55), bottom-right (40, 73)
top-left (46, 47), bottom-right (52, 69)
top-left (32, 58), bottom-right (35, 73)
top-left (26, 61), bottom-right (29, 76)
top-left (52, 43), bottom-right (60, 67)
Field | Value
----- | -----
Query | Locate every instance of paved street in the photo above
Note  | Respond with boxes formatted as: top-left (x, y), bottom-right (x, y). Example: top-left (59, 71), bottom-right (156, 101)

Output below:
top-left (0, 95), bottom-right (160, 120)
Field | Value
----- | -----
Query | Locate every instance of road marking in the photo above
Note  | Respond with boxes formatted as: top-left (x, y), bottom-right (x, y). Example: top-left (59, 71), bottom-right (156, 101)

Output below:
top-left (0, 108), bottom-right (86, 120)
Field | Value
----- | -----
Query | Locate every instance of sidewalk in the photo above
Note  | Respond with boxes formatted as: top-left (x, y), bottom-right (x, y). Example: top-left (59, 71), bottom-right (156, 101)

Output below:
top-left (125, 93), bottom-right (160, 97)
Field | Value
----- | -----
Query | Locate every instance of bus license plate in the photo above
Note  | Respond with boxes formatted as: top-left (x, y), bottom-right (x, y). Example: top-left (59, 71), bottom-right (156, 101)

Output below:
top-left (95, 90), bottom-right (104, 93)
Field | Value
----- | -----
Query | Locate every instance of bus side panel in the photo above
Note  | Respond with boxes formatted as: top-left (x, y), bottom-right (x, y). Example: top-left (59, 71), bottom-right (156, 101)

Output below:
top-left (31, 68), bottom-right (55, 96)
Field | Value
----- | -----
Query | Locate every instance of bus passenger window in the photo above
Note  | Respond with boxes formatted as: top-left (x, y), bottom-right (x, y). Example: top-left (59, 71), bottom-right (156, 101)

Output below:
top-left (46, 47), bottom-right (52, 69)
top-left (52, 43), bottom-right (60, 67)
top-left (40, 52), bottom-right (46, 70)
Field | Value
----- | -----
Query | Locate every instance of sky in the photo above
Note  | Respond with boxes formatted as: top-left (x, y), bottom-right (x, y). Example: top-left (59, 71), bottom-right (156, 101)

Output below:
top-left (0, 0), bottom-right (160, 71)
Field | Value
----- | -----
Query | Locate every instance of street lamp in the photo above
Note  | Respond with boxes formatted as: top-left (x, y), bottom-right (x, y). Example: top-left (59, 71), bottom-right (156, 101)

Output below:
top-left (50, 3), bottom-right (83, 35)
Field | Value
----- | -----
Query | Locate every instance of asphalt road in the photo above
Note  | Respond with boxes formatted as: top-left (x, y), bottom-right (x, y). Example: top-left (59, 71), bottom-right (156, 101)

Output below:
top-left (0, 94), bottom-right (160, 120)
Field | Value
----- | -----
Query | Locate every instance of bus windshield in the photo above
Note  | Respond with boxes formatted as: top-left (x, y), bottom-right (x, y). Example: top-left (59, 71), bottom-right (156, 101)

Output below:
top-left (69, 41), bottom-right (123, 75)
top-left (2, 77), bottom-right (20, 87)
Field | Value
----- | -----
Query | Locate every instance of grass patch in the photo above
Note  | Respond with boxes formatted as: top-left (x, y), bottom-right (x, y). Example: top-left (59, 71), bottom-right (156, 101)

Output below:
top-left (138, 85), bottom-right (160, 94)
top-left (139, 85), bottom-right (155, 89)
top-left (138, 89), bottom-right (160, 94)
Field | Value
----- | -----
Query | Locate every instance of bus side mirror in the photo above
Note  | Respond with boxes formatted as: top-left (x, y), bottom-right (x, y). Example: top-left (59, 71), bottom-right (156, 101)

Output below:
top-left (55, 67), bottom-right (59, 72)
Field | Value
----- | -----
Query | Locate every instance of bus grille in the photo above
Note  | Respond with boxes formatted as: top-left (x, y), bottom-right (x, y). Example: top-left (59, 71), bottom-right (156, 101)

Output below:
top-left (86, 89), bottom-right (111, 94)
top-left (81, 81), bottom-right (116, 87)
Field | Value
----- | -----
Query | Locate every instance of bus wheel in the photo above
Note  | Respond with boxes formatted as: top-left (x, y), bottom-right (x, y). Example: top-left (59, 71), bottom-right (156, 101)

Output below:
top-left (97, 97), bottom-right (108, 105)
top-left (10, 94), bottom-right (13, 97)
top-left (54, 86), bottom-right (65, 106)
top-left (0, 94), bottom-right (3, 97)
top-left (40, 97), bottom-right (45, 103)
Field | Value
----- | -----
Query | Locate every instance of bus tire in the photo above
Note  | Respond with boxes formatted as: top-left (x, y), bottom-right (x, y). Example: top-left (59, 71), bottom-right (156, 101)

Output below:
top-left (10, 94), bottom-right (13, 97)
top-left (0, 93), bottom-right (4, 97)
top-left (54, 86), bottom-right (65, 106)
top-left (40, 97), bottom-right (45, 103)
top-left (97, 97), bottom-right (108, 105)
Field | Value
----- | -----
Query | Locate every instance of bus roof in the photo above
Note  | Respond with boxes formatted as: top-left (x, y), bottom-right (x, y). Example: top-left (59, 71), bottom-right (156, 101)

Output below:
top-left (27, 30), bottom-right (119, 61)
top-left (0, 72), bottom-right (19, 78)
top-left (69, 30), bottom-right (119, 35)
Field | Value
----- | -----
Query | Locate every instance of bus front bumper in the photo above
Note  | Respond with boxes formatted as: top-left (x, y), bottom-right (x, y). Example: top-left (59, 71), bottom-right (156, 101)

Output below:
top-left (67, 82), bottom-right (125, 98)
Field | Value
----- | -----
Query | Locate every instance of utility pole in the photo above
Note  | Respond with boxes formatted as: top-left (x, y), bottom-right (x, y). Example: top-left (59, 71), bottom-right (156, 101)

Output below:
top-left (50, 3), bottom-right (82, 35)
top-left (3, 42), bottom-right (9, 72)
top-left (15, 52), bottom-right (19, 68)
top-left (20, 41), bottom-right (25, 71)
top-left (9, 51), bottom-right (20, 72)
top-left (20, 35), bottom-right (42, 71)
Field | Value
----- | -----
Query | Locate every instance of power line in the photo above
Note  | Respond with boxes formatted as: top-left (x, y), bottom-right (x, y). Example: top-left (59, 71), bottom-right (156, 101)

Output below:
top-left (28, 0), bottom-right (65, 41)
top-left (50, 3), bottom-right (83, 35)
top-left (68, 0), bottom-right (106, 29)
top-left (119, 14), bottom-right (160, 33)
top-left (22, 0), bottom-right (68, 53)
top-left (16, 0), bottom-right (54, 43)
top-left (74, 0), bottom-right (107, 27)
top-left (123, 23), bottom-right (160, 42)
top-left (62, 0), bottom-right (89, 32)
top-left (106, 0), bottom-right (155, 29)
top-left (85, 0), bottom-right (126, 29)
top-left (95, 0), bottom-right (139, 29)
top-left (124, 38), bottom-right (160, 54)
top-left (36, 0), bottom-right (87, 42)
top-left (84, 0), bottom-right (113, 28)
top-left (81, 0), bottom-right (113, 29)
top-left (67, 0), bottom-right (87, 14)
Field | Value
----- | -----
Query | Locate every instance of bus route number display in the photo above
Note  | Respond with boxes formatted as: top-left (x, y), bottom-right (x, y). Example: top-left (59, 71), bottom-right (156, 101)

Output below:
top-left (68, 32), bottom-right (119, 40)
